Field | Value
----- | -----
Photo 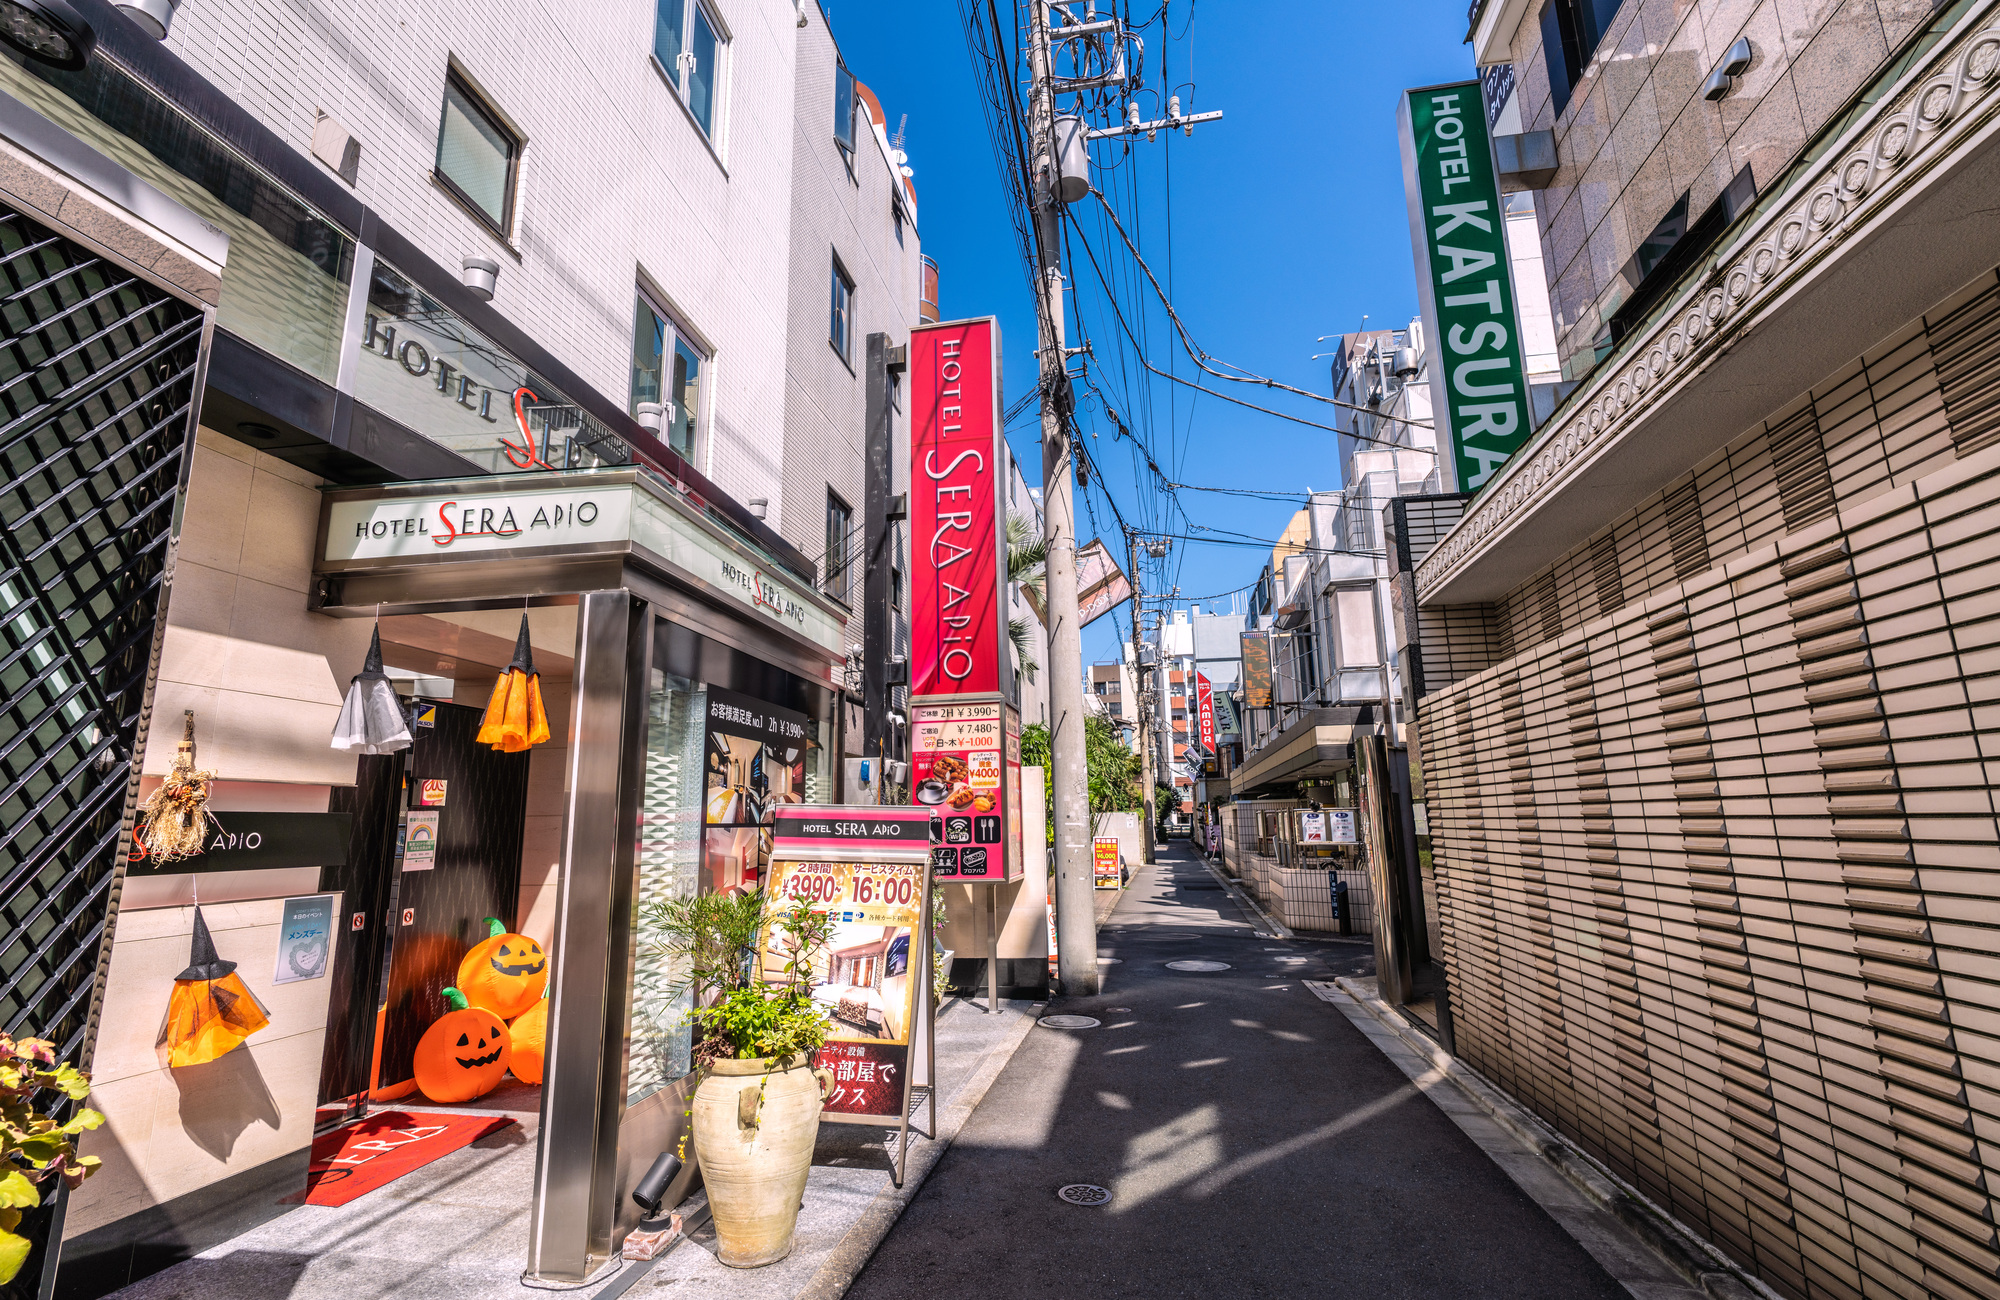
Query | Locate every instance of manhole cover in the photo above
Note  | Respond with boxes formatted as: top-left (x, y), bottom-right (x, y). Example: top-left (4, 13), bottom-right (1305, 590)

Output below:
top-left (1165, 960), bottom-right (1232, 972)
top-left (1039, 1015), bottom-right (1102, 1029)
top-left (1057, 1184), bottom-right (1112, 1206)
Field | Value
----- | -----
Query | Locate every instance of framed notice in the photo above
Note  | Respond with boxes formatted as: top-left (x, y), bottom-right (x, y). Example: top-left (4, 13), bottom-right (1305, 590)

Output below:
top-left (273, 893), bottom-right (335, 985)
top-left (401, 811), bottom-right (438, 871)
top-left (1327, 809), bottom-right (1358, 844)
top-left (1093, 838), bottom-right (1121, 890)
top-left (768, 806), bottom-right (937, 1186)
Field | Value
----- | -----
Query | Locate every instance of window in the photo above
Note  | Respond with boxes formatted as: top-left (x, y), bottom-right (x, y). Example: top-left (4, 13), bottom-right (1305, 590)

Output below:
top-left (435, 72), bottom-right (520, 234)
top-left (825, 491), bottom-right (853, 605)
top-left (655, 0), bottom-right (724, 138)
top-left (834, 62), bottom-right (857, 153)
top-left (1607, 166), bottom-right (1756, 345)
top-left (830, 255), bottom-right (855, 364)
top-left (893, 199), bottom-right (904, 247)
top-left (630, 292), bottom-right (705, 460)
top-left (1539, 0), bottom-right (1626, 118)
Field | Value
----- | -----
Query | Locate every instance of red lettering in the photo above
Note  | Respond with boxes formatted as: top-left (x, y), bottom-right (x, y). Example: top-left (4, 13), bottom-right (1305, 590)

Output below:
top-left (434, 501), bottom-right (458, 546)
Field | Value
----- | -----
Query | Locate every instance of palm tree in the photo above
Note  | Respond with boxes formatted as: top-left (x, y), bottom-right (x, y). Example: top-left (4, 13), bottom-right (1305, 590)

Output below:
top-left (1007, 512), bottom-right (1048, 682)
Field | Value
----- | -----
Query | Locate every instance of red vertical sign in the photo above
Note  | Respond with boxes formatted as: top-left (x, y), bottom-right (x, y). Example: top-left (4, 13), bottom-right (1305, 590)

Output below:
top-left (910, 319), bottom-right (1003, 700)
top-left (1196, 673), bottom-right (1216, 751)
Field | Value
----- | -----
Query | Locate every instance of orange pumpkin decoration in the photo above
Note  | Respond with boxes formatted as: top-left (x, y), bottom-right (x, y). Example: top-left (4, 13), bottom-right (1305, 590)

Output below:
top-left (509, 997), bottom-right (548, 1085)
top-left (413, 987), bottom-right (511, 1102)
top-left (456, 918), bottom-right (548, 1020)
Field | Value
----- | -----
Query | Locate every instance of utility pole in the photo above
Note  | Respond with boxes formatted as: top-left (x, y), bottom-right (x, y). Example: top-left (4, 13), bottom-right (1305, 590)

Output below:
top-left (1030, 0), bottom-right (1098, 997)
top-left (1126, 530), bottom-right (1154, 867)
top-left (1023, 1), bottom-right (1221, 997)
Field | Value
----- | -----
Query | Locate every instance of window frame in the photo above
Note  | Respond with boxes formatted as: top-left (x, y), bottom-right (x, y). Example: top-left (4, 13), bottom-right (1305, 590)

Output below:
top-left (834, 61), bottom-right (857, 154)
top-left (824, 489), bottom-right (854, 606)
top-left (653, 0), bottom-right (729, 141)
top-left (628, 287), bottom-right (709, 464)
top-left (830, 252), bottom-right (855, 366)
top-left (433, 69), bottom-right (522, 238)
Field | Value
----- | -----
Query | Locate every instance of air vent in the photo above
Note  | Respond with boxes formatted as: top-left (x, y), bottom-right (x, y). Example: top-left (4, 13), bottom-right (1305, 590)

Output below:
top-left (1926, 280), bottom-right (2000, 457)
top-left (1665, 478), bottom-right (1710, 579)
top-left (1766, 403), bottom-right (1834, 531)
top-left (1589, 532), bottom-right (1624, 615)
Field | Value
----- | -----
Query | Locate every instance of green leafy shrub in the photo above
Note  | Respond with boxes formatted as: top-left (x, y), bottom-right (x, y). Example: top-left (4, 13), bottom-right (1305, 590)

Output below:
top-left (0, 1037), bottom-right (102, 1283)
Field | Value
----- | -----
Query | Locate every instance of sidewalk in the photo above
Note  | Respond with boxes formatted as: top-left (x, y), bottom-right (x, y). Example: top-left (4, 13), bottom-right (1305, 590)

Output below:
top-left (109, 995), bottom-right (1037, 1300)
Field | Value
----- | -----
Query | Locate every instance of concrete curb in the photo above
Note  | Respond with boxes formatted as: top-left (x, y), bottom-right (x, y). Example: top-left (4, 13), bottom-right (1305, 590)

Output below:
top-left (1195, 856), bottom-right (1295, 939)
top-left (790, 1002), bottom-right (1040, 1300)
top-left (1322, 977), bottom-right (1779, 1300)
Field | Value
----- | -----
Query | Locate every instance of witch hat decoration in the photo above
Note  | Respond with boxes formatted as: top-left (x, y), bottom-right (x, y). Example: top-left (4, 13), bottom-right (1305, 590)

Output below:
top-left (176, 907), bottom-right (236, 981)
top-left (476, 612), bottom-right (551, 753)
top-left (331, 624), bottom-right (414, 755)
top-left (161, 905), bottom-right (271, 1067)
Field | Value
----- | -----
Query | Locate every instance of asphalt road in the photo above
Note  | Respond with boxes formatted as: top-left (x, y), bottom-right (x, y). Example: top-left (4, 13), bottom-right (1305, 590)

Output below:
top-left (846, 844), bottom-right (1627, 1300)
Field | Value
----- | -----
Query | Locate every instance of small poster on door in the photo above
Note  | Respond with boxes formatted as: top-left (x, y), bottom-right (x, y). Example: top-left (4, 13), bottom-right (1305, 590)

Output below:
top-left (419, 779), bottom-right (448, 806)
top-left (402, 812), bottom-right (439, 871)
top-left (274, 893), bottom-right (335, 985)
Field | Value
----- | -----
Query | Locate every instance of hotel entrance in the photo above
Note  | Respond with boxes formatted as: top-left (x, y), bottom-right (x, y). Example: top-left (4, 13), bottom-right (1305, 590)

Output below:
top-left (311, 467), bottom-right (846, 1285)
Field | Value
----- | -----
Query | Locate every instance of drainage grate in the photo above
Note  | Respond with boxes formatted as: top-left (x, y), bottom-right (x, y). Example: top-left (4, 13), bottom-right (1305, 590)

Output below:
top-left (1039, 1015), bottom-right (1102, 1029)
top-left (1057, 1184), bottom-right (1112, 1207)
top-left (1165, 960), bottom-right (1232, 972)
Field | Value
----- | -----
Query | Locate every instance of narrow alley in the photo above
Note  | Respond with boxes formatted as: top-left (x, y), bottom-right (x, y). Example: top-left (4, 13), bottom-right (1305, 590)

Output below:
top-left (849, 846), bottom-right (1637, 1299)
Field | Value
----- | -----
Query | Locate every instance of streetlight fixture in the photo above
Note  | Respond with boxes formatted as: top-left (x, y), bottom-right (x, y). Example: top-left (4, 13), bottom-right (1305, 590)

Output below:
top-left (0, 0), bottom-right (93, 70)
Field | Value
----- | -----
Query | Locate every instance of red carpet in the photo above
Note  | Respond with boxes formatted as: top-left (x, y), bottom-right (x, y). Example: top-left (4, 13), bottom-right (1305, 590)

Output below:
top-left (295, 1110), bottom-right (516, 1206)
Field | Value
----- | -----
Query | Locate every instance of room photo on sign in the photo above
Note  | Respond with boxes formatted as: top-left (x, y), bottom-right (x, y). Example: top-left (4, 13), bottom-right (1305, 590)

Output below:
top-left (703, 687), bottom-right (812, 895)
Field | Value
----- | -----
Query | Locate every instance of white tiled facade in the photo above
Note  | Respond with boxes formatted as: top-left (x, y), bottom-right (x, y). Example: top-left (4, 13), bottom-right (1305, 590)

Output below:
top-left (162, 0), bottom-right (914, 559)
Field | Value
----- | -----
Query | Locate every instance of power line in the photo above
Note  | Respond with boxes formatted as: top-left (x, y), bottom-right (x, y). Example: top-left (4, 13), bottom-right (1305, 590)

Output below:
top-left (1090, 187), bottom-right (1434, 427)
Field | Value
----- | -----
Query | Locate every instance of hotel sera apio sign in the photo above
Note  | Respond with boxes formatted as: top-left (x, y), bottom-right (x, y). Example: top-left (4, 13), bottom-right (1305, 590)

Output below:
top-left (316, 473), bottom-right (840, 651)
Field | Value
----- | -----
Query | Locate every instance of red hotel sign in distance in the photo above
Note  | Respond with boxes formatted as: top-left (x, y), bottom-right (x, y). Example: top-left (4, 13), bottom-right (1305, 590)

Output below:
top-left (910, 319), bottom-right (1004, 700)
top-left (1196, 673), bottom-right (1216, 751)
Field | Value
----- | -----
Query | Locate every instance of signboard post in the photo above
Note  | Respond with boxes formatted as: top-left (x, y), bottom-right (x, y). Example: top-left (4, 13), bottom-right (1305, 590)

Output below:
top-left (909, 317), bottom-right (1021, 1014)
top-left (1400, 80), bottom-right (1533, 494)
top-left (1093, 838), bottom-right (1121, 890)
top-left (1240, 632), bottom-right (1273, 710)
top-left (766, 805), bottom-right (936, 1186)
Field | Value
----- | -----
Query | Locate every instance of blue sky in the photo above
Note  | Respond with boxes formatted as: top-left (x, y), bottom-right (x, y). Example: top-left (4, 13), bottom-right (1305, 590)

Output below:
top-left (838, 0), bottom-right (1481, 664)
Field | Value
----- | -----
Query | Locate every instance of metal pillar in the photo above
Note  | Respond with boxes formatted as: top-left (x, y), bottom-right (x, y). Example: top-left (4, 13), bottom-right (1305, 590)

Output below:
top-left (526, 591), bottom-right (644, 1285)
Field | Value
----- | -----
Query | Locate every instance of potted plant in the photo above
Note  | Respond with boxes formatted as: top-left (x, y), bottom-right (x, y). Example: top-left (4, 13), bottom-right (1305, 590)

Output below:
top-left (649, 890), bottom-right (834, 1268)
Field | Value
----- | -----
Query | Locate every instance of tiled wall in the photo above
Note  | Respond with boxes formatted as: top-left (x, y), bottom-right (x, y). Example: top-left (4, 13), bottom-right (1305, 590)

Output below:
top-left (161, 0), bottom-right (802, 517)
top-left (1416, 267), bottom-right (2000, 1297)
top-left (1508, 0), bottom-right (1941, 371)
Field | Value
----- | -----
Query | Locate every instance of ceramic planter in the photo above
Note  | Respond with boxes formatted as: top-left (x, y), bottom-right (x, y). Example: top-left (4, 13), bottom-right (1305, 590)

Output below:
top-left (691, 1056), bottom-right (832, 1267)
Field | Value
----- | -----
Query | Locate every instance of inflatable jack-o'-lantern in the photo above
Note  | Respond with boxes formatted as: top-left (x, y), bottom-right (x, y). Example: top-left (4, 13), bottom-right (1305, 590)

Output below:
top-left (456, 918), bottom-right (548, 1020)
top-left (414, 988), bottom-right (511, 1103)
top-left (509, 996), bottom-right (548, 1085)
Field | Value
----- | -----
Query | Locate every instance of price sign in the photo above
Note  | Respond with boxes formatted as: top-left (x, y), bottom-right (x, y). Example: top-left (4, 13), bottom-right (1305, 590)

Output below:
top-left (912, 702), bottom-right (1020, 883)
top-left (762, 854), bottom-right (928, 1119)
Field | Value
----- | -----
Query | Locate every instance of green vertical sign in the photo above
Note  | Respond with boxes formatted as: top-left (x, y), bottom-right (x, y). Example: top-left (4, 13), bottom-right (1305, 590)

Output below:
top-left (1400, 82), bottom-right (1531, 493)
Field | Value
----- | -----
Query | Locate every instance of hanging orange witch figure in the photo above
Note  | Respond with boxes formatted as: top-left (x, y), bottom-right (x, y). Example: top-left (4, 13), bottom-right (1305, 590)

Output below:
top-left (160, 907), bottom-right (271, 1068)
top-left (476, 613), bottom-right (550, 753)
